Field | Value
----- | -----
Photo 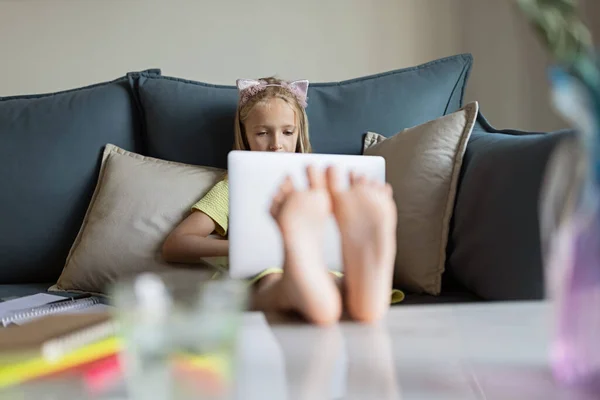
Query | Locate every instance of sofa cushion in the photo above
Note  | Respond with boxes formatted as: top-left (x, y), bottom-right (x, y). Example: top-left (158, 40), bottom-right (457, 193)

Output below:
top-left (0, 284), bottom-right (60, 302)
top-left (0, 77), bottom-right (141, 284)
top-left (52, 144), bottom-right (225, 295)
top-left (363, 102), bottom-right (478, 295)
top-left (132, 54), bottom-right (472, 168)
top-left (446, 124), bottom-right (575, 300)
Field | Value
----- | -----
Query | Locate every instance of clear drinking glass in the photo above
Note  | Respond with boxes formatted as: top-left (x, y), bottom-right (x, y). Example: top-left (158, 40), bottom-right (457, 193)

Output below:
top-left (110, 270), bottom-right (248, 400)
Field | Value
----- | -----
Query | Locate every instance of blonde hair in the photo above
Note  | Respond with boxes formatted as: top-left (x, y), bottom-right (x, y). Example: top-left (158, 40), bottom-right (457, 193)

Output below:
top-left (233, 77), bottom-right (312, 153)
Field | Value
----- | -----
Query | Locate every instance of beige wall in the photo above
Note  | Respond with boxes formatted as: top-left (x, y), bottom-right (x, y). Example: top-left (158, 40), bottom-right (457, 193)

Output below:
top-left (463, 0), bottom-right (599, 132)
top-left (582, 0), bottom-right (600, 44)
top-left (0, 0), bottom-right (597, 132)
top-left (459, 0), bottom-right (567, 131)
top-left (0, 0), bottom-right (462, 92)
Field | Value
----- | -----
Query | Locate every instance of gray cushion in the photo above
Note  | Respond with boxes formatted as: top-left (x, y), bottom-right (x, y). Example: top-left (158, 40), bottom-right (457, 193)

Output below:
top-left (133, 54), bottom-right (472, 167)
top-left (446, 122), bottom-right (575, 301)
top-left (0, 77), bottom-right (141, 284)
top-left (135, 76), bottom-right (237, 169)
top-left (400, 291), bottom-right (481, 305)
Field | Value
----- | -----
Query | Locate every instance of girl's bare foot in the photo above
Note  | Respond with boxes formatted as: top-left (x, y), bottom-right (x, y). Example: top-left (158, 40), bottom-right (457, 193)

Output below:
top-left (269, 166), bottom-right (342, 325)
top-left (327, 167), bottom-right (397, 323)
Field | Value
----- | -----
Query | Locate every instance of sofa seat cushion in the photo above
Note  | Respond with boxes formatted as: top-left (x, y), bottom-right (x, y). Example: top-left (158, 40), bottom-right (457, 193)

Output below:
top-left (0, 284), bottom-right (58, 302)
top-left (400, 291), bottom-right (482, 305)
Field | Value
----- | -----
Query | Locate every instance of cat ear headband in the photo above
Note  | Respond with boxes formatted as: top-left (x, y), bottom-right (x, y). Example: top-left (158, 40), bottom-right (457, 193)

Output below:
top-left (236, 79), bottom-right (309, 108)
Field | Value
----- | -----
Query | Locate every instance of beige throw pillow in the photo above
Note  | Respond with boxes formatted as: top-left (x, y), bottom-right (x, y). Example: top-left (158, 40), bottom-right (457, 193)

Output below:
top-left (363, 102), bottom-right (478, 295)
top-left (51, 144), bottom-right (225, 294)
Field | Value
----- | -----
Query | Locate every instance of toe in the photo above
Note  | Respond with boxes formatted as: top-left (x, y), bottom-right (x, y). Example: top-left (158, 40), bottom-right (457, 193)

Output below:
top-left (353, 174), bottom-right (367, 186)
top-left (271, 176), bottom-right (294, 218)
top-left (326, 166), bottom-right (343, 193)
top-left (270, 191), bottom-right (284, 218)
top-left (385, 183), bottom-right (393, 197)
top-left (307, 165), bottom-right (326, 189)
top-left (270, 202), bottom-right (279, 219)
top-left (281, 176), bottom-right (295, 195)
top-left (349, 171), bottom-right (357, 186)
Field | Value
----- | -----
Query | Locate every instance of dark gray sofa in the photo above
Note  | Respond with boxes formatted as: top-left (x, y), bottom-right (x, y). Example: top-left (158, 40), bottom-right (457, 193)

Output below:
top-left (0, 54), bottom-right (574, 303)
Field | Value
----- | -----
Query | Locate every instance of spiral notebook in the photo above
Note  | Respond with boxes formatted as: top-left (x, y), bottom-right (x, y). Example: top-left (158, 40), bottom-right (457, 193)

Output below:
top-left (0, 294), bottom-right (111, 327)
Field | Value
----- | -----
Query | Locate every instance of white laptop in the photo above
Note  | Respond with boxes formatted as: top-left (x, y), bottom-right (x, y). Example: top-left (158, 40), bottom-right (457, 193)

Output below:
top-left (228, 150), bottom-right (385, 279)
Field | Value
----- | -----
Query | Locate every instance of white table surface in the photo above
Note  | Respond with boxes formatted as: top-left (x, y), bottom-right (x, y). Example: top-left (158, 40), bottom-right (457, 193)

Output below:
top-left (5, 301), bottom-right (598, 399)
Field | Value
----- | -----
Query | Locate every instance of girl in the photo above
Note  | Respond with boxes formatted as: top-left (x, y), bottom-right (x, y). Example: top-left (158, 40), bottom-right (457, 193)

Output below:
top-left (162, 77), bottom-right (401, 325)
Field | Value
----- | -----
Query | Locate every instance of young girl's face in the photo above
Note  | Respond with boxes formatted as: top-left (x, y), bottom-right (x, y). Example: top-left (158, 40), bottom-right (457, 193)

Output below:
top-left (243, 98), bottom-right (299, 152)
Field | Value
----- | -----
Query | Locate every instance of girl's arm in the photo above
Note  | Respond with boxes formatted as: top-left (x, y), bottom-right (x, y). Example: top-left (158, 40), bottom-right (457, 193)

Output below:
top-left (162, 211), bottom-right (229, 263)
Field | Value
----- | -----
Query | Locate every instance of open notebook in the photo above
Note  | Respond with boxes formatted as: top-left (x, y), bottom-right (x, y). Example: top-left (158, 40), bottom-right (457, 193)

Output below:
top-left (0, 294), bottom-right (111, 327)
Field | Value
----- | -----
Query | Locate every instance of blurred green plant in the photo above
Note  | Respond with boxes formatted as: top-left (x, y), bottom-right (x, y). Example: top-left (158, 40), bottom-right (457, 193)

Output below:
top-left (516, 0), bottom-right (598, 88)
top-left (518, 5), bottom-right (600, 390)
top-left (517, 0), bottom-right (600, 186)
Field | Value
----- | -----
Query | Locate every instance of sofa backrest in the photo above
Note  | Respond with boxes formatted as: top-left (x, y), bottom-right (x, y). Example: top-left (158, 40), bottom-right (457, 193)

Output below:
top-left (446, 115), bottom-right (576, 301)
top-left (0, 55), bottom-right (472, 284)
top-left (0, 78), bottom-right (141, 283)
top-left (132, 54), bottom-right (473, 168)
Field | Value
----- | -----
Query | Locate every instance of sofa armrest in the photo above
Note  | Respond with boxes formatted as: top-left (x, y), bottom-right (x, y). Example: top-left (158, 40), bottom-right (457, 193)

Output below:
top-left (445, 111), bottom-right (575, 301)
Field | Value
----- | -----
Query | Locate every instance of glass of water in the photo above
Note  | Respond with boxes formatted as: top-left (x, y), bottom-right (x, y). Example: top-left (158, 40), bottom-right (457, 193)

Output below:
top-left (110, 269), bottom-right (248, 400)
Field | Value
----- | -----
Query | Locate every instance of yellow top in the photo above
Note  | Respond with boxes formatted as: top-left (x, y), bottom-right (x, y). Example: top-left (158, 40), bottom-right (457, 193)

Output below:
top-left (190, 178), bottom-right (404, 304)
top-left (192, 178), bottom-right (229, 237)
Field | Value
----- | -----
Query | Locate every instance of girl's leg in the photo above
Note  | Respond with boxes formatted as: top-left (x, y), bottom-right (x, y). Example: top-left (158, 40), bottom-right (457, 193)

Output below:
top-left (251, 167), bottom-right (342, 325)
top-left (250, 273), bottom-right (342, 320)
top-left (327, 167), bottom-right (397, 323)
